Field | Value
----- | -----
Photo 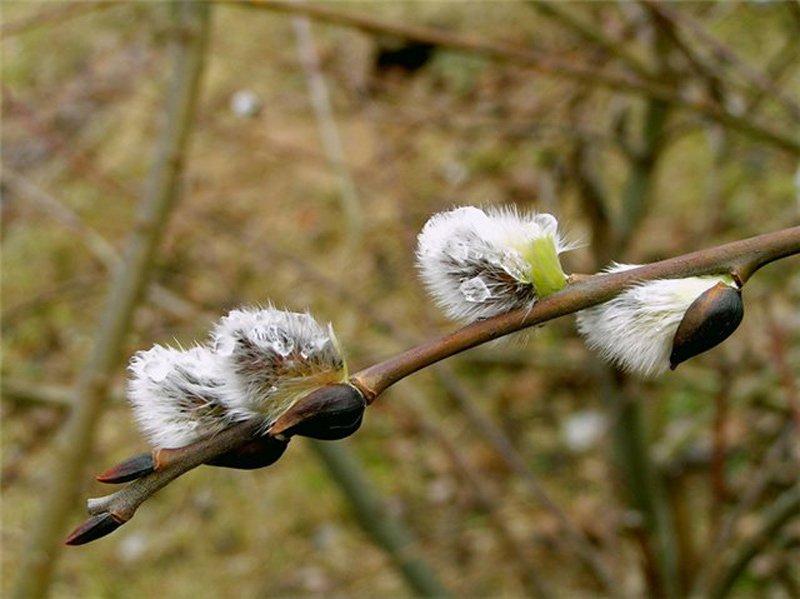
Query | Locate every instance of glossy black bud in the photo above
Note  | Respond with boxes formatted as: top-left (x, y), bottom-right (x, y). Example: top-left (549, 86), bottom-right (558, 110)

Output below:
top-left (282, 384), bottom-right (366, 440)
top-left (205, 435), bottom-right (289, 470)
top-left (670, 282), bottom-right (744, 370)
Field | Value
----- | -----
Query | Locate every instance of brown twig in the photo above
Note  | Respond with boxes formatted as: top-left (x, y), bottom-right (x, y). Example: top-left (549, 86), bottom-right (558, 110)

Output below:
top-left (352, 227), bottom-right (800, 401)
top-left (69, 226), bottom-right (800, 545)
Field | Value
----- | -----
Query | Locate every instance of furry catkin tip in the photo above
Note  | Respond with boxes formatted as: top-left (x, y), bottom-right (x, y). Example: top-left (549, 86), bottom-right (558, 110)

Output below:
top-left (415, 205), bottom-right (576, 323)
top-left (127, 345), bottom-right (233, 448)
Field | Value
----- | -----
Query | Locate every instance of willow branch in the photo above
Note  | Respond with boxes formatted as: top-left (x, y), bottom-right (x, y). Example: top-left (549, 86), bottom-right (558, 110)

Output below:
top-left (351, 226), bottom-right (800, 401)
top-left (74, 226), bottom-right (800, 544)
top-left (222, 0), bottom-right (800, 156)
top-left (84, 420), bottom-right (261, 520)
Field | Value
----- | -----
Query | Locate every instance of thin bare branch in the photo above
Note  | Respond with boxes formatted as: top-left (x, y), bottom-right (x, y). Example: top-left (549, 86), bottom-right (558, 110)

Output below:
top-left (69, 226), bottom-right (800, 546)
top-left (352, 227), bottom-right (800, 400)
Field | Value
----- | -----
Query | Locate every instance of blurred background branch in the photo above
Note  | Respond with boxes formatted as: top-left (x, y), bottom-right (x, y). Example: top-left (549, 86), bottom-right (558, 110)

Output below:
top-left (12, 2), bottom-right (211, 597)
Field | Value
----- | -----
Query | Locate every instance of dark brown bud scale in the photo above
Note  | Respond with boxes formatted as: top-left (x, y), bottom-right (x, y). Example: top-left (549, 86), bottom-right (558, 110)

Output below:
top-left (64, 512), bottom-right (125, 546)
top-left (205, 435), bottom-right (289, 470)
top-left (670, 282), bottom-right (744, 370)
top-left (96, 452), bottom-right (156, 484)
top-left (271, 383), bottom-right (366, 440)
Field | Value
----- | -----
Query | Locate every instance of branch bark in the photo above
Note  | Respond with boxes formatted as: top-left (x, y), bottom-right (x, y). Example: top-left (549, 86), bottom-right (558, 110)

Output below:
top-left (13, 3), bottom-right (211, 597)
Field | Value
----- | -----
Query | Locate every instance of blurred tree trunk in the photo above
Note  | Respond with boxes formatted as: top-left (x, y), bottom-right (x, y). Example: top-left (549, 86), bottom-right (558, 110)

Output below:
top-left (13, 3), bottom-right (211, 597)
top-left (309, 441), bottom-right (449, 597)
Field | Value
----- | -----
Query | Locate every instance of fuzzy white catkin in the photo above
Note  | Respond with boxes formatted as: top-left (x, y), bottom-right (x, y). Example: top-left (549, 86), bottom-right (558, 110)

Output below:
top-left (210, 307), bottom-right (346, 423)
top-left (576, 264), bottom-right (734, 377)
top-left (128, 345), bottom-right (234, 448)
top-left (416, 206), bottom-right (575, 323)
top-left (127, 306), bottom-right (346, 448)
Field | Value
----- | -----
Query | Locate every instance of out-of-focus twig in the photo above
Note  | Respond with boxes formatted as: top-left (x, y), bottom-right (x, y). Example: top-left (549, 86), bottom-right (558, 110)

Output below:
top-left (291, 15), bottom-right (363, 243)
top-left (13, 3), bottom-right (211, 597)
top-left (390, 394), bottom-right (552, 598)
top-left (691, 423), bottom-right (796, 597)
top-left (528, 1), bottom-right (652, 80)
top-left (2, 379), bottom-right (74, 409)
top-left (641, 0), bottom-right (800, 122)
top-left (433, 370), bottom-right (619, 595)
top-left (764, 305), bottom-right (800, 429)
top-left (308, 441), bottom-right (450, 598)
top-left (710, 363), bottom-right (733, 527)
top-left (705, 484), bottom-right (800, 599)
top-left (2, 168), bottom-right (118, 270)
top-left (224, 0), bottom-right (800, 156)
top-left (1, 168), bottom-right (197, 320)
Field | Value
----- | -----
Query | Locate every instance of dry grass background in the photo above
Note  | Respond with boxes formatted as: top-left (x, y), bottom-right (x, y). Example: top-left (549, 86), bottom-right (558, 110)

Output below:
top-left (2, 2), bottom-right (799, 597)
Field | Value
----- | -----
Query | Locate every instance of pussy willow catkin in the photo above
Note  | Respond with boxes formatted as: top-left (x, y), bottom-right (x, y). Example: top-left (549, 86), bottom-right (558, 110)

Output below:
top-left (416, 206), bottom-right (577, 323)
top-left (127, 306), bottom-right (346, 448)
top-left (576, 264), bottom-right (740, 377)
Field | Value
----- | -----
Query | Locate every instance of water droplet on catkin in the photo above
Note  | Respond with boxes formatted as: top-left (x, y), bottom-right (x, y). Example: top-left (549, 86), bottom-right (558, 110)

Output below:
top-left (459, 276), bottom-right (491, 302)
